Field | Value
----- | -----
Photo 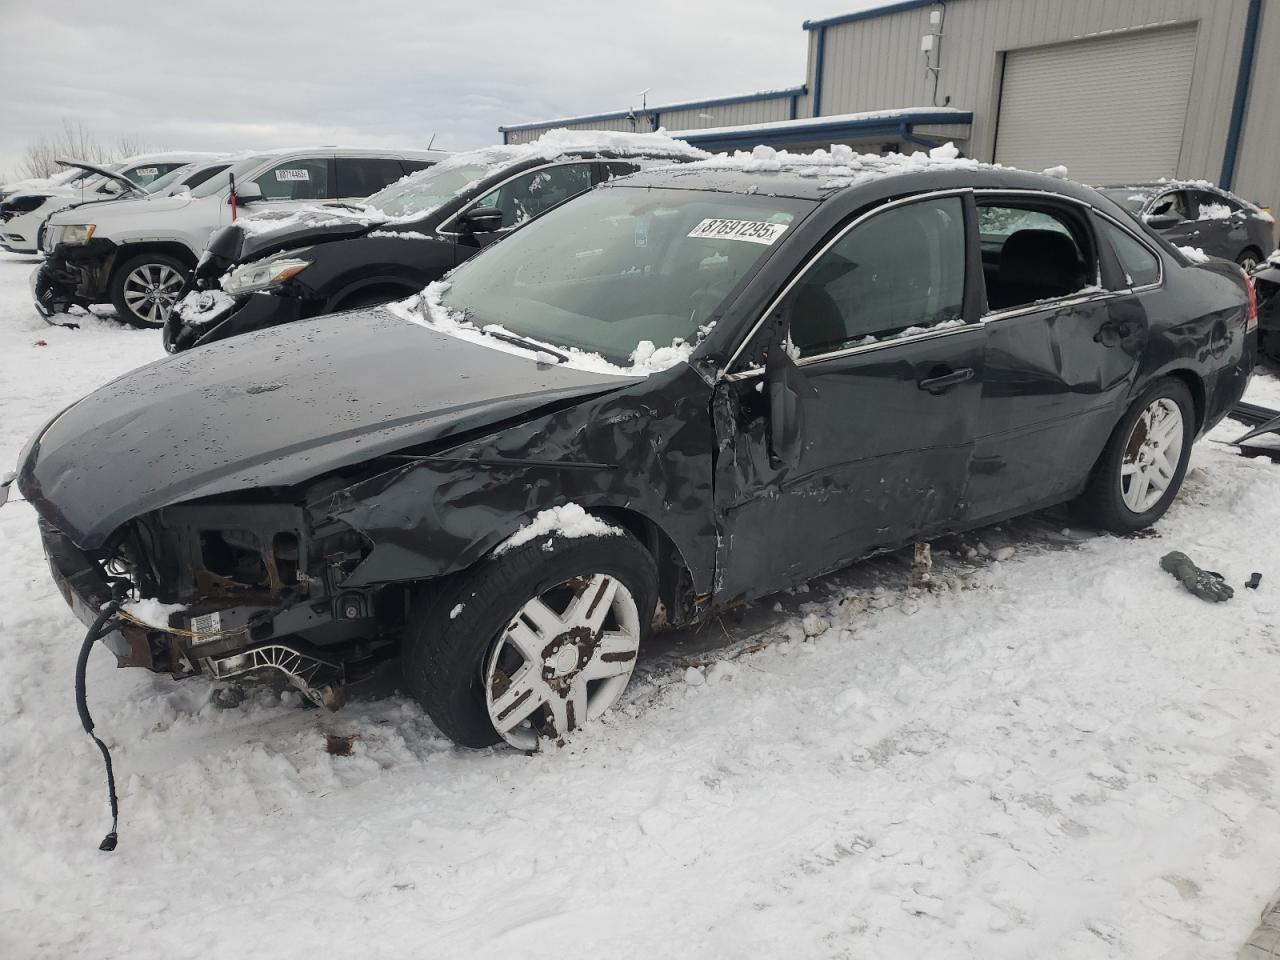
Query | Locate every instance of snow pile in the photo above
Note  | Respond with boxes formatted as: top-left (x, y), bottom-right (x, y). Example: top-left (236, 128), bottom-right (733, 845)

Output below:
top-left (1042, 164), bottom-right (1069, 179)
top-left (386, 281), bottom-right (700, 377)
top-left (494, 503), bottom-right (621, 554)
top-left (367, 230), bottom-right (431, 240)
top-left (121, 598), bottom-right (186, 628)
top-left (683, 142), bottom-right (988, 191)
top-left (236, 204), bottom-right (386, 237)
top-left (1178, 245), bottom-right (1213, 263)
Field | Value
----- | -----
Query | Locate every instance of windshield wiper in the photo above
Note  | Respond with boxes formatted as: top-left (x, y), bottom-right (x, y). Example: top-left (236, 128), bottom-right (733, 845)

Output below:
top-left (484, 330), bottom-right (568, 363)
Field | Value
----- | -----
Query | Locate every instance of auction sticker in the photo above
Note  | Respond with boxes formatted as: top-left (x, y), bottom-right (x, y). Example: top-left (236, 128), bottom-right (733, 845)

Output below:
top-left (275, 168), bottom-right (311, 182)
top-left (688, 218), bottom-right (788, 245)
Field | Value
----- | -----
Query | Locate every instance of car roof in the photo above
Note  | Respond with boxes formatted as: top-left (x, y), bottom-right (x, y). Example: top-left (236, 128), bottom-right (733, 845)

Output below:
top-left (607, 147), bottom-right (1123, 208)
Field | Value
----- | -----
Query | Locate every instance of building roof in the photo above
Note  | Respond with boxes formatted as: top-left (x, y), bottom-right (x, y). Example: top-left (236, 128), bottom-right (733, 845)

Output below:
top-left (669, 108), bottom-right (973, 152)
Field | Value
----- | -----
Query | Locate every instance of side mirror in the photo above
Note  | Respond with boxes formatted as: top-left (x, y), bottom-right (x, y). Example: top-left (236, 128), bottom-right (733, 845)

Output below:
top-left (459, 206), bottom-right (505, 234)
top-left (233, 181), bottom-right (264, 204)
top-left (100, 181), bottom-right (123, 195)
top-left (1143, 212), bottom-right (1180, 230)
top-left (765, 344), bottom-right (815, 468)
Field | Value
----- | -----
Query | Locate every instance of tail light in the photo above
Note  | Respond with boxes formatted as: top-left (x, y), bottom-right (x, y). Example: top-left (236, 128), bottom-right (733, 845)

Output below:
top-left (1245, 269), bottom-right (1258, 333)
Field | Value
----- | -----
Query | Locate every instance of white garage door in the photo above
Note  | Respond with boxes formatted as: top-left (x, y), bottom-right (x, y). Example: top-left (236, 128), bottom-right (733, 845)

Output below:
top-left (995, 25), bottom-right (1197, 184)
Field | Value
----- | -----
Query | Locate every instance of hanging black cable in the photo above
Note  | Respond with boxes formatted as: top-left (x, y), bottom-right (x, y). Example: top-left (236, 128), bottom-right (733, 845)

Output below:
top-left (74, 583), bottom-right (128, 852)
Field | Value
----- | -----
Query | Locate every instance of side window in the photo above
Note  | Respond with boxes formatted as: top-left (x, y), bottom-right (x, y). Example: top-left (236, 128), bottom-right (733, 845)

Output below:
top-left (400, 159), bottom-right (436, 175)
top-left (336, 158), bottom-right (409, 198)
top-left (122, 162), bottom-right (185, 186)
top-left (785, 196), bottom-right (966, 358)
top-left (1148, 190), bottom-right (1192, 222)
top-left (473, 163), bottom-right (594, 229)
top-left (1103, 222), bottom-right (1161, 287)
top-left (183, 164), bottom-right (229, 190)
top-left (978, 204), bottom-right (1093, 311)
top-left (1192, 189), bottom-right (1240, 222)
top-left (254, 158), bottom-right (331, 201)
top-left (601, 161), bottom-right (642, 182)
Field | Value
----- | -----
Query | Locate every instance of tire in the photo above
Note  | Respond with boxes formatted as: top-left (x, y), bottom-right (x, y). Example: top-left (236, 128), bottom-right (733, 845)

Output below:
top-left (1075, 377), bottom-right (1195, 533)
top-left (402, 531), bottom-right (659, 749)
top-left (1237, 248), bottom-right (1263, 272)
top-left (110, 252), bottom-right (190, 328)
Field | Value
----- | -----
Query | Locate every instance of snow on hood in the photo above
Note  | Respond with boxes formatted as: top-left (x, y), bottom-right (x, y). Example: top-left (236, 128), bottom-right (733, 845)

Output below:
top-left (385, 281), bottom-right (699, 377)
top-left (679, 141), bottom-right (992, 191)
top-left (236, 203), bottom-right (387, 237)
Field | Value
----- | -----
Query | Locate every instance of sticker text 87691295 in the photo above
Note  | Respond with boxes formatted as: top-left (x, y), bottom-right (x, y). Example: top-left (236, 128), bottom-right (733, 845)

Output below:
top-left (687, 218), bottom-right (788, 245)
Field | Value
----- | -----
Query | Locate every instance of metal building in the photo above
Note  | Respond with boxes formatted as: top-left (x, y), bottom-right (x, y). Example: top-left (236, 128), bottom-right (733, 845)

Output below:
top-left (498, 0), bottom-right (1277, 211)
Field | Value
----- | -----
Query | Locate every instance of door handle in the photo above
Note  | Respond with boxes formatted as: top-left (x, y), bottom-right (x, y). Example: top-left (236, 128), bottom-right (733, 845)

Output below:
top-left (917, 366), bottom-right (974, 394)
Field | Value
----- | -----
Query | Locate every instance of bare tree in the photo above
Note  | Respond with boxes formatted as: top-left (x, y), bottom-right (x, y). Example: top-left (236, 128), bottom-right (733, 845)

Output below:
top-left (19, 119), bottom-right (153, 179)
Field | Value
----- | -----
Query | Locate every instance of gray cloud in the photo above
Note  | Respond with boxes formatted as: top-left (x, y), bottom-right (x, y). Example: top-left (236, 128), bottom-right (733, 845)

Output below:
top-left (0, 0), bottom-right (879, 177)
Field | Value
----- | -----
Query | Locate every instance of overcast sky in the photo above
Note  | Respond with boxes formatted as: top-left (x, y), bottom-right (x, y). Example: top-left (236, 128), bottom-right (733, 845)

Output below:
top-left (0, 0), bottom-right (882, 178)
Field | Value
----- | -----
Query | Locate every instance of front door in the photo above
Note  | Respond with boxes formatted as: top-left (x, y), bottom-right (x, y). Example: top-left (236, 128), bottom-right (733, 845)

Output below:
top-left (714, 193), bottom-right (986, 604)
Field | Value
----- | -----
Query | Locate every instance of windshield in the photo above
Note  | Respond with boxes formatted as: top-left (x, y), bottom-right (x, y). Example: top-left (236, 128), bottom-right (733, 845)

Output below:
top-left (438, 185), bottom-right (812, 366)
top-left (1099, 188), bottom-right (1152, 215)
top-left (144, 165), bottom-right (195, 194)
top-left (190, 154), bottom-right (273, 199)
top-left (365, 163), bottom-right (492, 217)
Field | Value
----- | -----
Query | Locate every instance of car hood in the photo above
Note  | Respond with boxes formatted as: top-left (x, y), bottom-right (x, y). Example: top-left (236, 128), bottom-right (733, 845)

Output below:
top-left (235, 205), bottom-right (389, 257)
top-left (48, 190), bottom-right (193, 224)
top-left (18, 309), bottom-right (636, 548)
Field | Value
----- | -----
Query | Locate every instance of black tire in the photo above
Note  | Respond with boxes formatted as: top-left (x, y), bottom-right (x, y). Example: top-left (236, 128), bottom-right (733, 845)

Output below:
top-left (1075, 377), bottom-right (1195, 533)
top-left (1237, 248), bottom-right (1263, 272)
top-left (402, 531), bottom-right (659, 748)
top-left (110, 251), bottom-right (191, 328)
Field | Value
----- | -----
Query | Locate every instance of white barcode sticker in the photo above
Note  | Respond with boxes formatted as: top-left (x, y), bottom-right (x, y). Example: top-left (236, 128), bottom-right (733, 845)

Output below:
top-left (190, 611), bottom-right (222, 636)
top-left (687, 218), bottom-right (788, 245)
top-left (275, 168), bottom-right (310, 182)
top-left (135, 167), bottom-right (158, 177)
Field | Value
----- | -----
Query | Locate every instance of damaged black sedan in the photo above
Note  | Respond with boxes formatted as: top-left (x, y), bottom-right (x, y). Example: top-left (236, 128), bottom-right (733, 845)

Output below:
top-left (17, 154), bottom-right (1254, 752)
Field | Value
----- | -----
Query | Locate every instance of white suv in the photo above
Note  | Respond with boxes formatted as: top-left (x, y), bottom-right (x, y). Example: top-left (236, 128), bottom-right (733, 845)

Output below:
top-left (35, 146), bottom-right (446, 327)
top-left (0, 153), bottom-right (221, 255)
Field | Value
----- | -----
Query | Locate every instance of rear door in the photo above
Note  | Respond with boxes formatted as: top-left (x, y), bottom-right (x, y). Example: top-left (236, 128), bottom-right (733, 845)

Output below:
top-left (967, 194), bottom-right (1143, 521)
top-left (1145, 189), bottom-right (1199, 247)
top-left (714, 192), bottom-right (985, 601)
top-left (1188, 188), bottom-right (1251, 261)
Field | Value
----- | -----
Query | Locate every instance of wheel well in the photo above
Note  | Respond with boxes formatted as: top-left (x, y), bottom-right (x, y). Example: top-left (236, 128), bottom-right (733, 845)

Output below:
top-left (113, 242), bottom-right (199, 272)
top-left (589, 506), bottom-right (699, 625)
top-left (1165, 368), bottom-right (1206, 432)
top-left (331, 280), bottom-right (418, 312)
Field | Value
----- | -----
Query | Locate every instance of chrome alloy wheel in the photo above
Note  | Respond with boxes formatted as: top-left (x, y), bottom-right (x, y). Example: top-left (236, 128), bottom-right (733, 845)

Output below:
top-left (1121, 397), bottom-right (1184, 513)
top-left (122, 262), bottom-right (184, 324)
top-left (483, 573), bottom-right (641, 749)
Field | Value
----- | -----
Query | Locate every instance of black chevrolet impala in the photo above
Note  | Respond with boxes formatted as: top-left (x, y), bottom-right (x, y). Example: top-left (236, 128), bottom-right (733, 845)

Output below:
top-left (16, 154), bottom-right (1254, 750)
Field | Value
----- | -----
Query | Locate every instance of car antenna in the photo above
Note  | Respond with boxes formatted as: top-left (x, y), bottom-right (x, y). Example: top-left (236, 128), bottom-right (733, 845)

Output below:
top-left (427, 132), bottom-right (437, 150)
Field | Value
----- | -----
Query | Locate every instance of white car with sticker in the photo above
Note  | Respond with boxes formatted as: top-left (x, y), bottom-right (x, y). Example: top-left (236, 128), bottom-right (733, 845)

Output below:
top-left (36, 146), bottom-right (448, 327)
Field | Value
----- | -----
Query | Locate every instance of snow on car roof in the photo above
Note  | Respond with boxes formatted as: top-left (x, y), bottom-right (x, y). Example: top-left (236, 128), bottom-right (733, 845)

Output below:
top-left (431, 128), bottom-right (708, 176)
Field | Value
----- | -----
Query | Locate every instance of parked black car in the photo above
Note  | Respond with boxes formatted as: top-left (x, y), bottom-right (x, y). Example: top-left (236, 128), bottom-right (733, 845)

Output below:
top-left (1097, 181), bottom-right (1275, 269)
top-left (18, 156), bottom-right (1253, 750)
top-left (162, 134), bottom-right (705, 352)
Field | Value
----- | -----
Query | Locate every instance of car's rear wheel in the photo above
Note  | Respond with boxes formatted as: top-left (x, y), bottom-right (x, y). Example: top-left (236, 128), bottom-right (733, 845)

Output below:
top-left (111, 252), bottom-right (190, 328)
top-left (1237, 248), bottom-right (1263, 272)
top-left (1075, 377), bottom-right (1194, 533)
top-left (401, 531), bottom-right (658, 749)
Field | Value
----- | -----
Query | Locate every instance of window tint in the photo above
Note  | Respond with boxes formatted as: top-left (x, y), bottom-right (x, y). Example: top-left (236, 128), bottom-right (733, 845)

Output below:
top-left (182, 163), bottom-right (229, 189)
top-left (474, 163), bottom-right (594, 229)
top-left (979, 204), bottom-right (1092, 311)
top-left (1191, 189), bottom-right (1240, 221)
top-left (253, 158), bottom-right (331, 201)
top-left (785, 196), bottom-right (966, 357)
top-left (601, 161), bottom-right (642, 182)
top-left (400, 159), bottom-right (435, 175)
top-left (1104, 222), bottom-right (1161, 287)
top-left (336, 157), bottom-right (409, 198)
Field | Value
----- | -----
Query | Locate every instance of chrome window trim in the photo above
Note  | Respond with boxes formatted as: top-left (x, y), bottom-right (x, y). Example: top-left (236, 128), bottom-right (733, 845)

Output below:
top-left (722, 188), bottom-right (974, 376)
top-left (436, 159), bottom-right (598, 237)
top-left (722, 185), bottom-right (1171, 381)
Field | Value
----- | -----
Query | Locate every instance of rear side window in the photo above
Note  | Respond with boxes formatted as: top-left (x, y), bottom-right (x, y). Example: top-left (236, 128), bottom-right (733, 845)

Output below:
top-left (254, 158), bottom-right (331, 201)
top-left (473, 162), bottom-right (594, 229)
top-left (785, 196), bottom-right (967, 357)
top-left (1191, 189), bottom-right (1240, 221)
top-left (1103, 222), bottom-right (1161, 287)
top-left (336, 158), bottom-right (410, 198)
top-left (400, 159), bottom-right (436, 175)
top-left (601, 161), bottom-right (642, 182)
top-left (979, 204), bottom-right (1093, 311)
top-left (183, 164), bottom-right (229, 189)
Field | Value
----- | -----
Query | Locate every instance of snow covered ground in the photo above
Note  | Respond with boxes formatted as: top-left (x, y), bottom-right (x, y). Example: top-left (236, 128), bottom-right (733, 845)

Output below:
top-left (3, 249), bottom-right (1280, 960)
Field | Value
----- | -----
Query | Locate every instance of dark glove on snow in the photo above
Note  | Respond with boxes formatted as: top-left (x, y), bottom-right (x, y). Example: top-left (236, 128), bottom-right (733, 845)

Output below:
top-left (1160, 551), bottom-right (1234, 603)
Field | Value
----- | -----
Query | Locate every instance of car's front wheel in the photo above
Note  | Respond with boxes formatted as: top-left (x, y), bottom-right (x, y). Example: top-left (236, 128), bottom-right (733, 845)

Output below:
top-left (402, 530), bottom-right (658, 749)
top-left (110, 252), bottom-right (190, 328)
top-left (1237, 248), bottom-right (1263, 273)
top-left (1076, 377), bottom-right (1195, 533)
